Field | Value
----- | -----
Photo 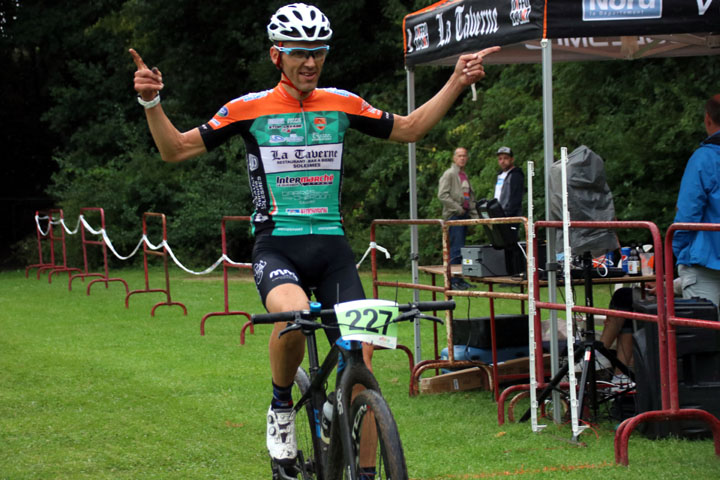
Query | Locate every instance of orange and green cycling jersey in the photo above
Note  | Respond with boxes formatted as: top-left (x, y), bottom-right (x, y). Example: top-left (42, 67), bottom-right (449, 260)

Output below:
top-left (198, 83), bottom-right (394, 237)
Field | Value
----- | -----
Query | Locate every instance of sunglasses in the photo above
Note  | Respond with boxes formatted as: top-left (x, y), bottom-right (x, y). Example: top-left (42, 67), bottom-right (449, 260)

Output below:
top-left (274, 45), bottom-right (330, 60)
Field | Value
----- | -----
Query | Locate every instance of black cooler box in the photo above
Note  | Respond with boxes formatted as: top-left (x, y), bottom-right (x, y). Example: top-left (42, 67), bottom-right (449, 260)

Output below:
top-left (632, 297), bottom-right (720, 439)
top-left (452, 314), bottom-right (529, 349)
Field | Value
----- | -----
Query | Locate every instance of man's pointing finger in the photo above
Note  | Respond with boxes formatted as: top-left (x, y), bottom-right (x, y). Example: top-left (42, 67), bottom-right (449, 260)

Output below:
top-left (129, 48), bottom-right (148, 70)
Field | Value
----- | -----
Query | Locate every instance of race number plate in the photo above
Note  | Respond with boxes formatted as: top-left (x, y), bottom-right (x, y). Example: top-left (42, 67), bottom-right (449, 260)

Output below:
top-left (334, 299), bottom-right (399, 349)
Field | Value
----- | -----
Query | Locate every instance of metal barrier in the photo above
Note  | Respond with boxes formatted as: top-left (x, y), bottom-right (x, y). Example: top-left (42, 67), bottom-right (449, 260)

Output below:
top-left (369, 217), bottom-right (542, 399)
top-left (125, 212), bottom-right (187, 316)
top-left (614, 222), bottom-right (720, 465)
top-left (25, 210), bottom-right (55, 278)
top-left (68, 207), bottom-right (129, 296)
top-left (28, 209), bottom-right (81, 282)
top-left (498, 220), bottom-right (665, 427)
top-left (200, 216), bottom-right (254, 344)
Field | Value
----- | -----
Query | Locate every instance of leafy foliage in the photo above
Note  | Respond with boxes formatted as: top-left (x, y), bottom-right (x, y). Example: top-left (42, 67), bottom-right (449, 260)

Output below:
top-left (3, 0), bottom-right (717, 268)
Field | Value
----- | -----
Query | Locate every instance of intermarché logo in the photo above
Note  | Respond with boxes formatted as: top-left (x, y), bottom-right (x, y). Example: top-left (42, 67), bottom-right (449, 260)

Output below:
top-left (583, 0), bottom-right (662, 21)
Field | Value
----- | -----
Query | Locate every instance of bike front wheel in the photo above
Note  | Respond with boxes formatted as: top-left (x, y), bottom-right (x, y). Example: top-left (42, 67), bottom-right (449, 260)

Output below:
top-left (294, 367), bottom-right (323, 480)
top-left (345, 389), bottom-right (407, 480)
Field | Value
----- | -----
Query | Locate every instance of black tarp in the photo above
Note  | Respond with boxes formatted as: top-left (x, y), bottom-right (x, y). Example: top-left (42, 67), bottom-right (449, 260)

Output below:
top-left (404, 0), bottom-right (720, 66)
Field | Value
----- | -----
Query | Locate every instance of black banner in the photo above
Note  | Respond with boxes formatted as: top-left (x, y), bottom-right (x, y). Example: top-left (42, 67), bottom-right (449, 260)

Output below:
top-left (547, 0), bottom-right (720, 38)
top-left (403, 0), bottom-right (544, 66)
top-left (404, 0), bottom-right (720, 67)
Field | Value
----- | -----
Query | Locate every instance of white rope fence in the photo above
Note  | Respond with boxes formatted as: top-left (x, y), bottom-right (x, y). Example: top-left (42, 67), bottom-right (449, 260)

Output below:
top-left (35, 214), bottom-right (389, 275)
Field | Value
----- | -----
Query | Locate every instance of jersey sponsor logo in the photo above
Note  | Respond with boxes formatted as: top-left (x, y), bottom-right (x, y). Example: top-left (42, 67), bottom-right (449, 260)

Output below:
top-left (253, 260), bottom-right (267, 284)
top-left (286, 207), bottom-right (329, 215)
top-left (313, 117), bottom-right (327, 131)
top-left (280, 190), bottom-right (330, 203)
top-left (210, 119), bottom-right (221, 127)
top-left (360, 101), bottom-right (380, 116)
top-left (270, 135), bottom-right (286, 143)
top-left (216, 106), bottom-right (229, 117)
top-left (582, 0), bottom-right (662, 21)
top-left (311, 132), bottom-right (333, 142)
top-left (323, 87), bottom-right (357, 99)
top-left (253, 213), bottom-right (269, 223)
top-left (250, 176), bottom-right (268, 209)
top-left (268, 123), bottom-right (303, 132)
top-left (236, 90), bottom-right (271, 102)
top-left (276, 173), bottom-right (335, 187)
top-left (269, 268), bottom-right (299, 282)
top-left (261, 144), bottom-right (343, 173)
top-left (248, 154), bottom-right (259, 171)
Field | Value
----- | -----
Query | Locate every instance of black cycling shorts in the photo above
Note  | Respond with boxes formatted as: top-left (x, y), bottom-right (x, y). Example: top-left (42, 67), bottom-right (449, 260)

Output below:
top-left (251, 234), bottom-right (365, 342)
top-left (609, 287), bottom-right (634, 333)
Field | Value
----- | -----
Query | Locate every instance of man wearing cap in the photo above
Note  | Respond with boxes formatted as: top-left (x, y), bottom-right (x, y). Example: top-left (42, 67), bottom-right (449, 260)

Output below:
top-left (494, 146), bottom-right (524, 218)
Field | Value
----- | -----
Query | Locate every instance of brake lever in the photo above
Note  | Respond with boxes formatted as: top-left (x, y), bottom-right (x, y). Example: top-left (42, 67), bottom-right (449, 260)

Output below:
top-left (278, 322), bottom-right (303, 338)
top-left (415, 313), bottom-right (444, 325)
top-left (391, 309), bottom-right (444, 325)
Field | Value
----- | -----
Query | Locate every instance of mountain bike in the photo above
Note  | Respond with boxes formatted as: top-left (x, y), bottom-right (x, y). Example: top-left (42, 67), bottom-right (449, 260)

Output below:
top-left (252, 298), bottom-right (455, 480)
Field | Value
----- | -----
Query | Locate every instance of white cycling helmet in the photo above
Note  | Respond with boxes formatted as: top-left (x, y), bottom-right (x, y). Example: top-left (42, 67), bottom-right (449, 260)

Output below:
top-left (267, 3), bottom-right (333, 43)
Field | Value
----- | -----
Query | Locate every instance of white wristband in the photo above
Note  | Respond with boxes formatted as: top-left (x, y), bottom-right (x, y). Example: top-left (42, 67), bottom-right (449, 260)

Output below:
top-left (137, 94), bottom-right (161, 109)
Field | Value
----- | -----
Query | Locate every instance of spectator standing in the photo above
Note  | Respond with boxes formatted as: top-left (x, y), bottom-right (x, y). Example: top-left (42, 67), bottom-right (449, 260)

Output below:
top-left (673, 94), bottom-right (720, 308)
top-left (494, 146), bottom-right (524, 217)
top-left (438, 147), bottom-right (478, 289)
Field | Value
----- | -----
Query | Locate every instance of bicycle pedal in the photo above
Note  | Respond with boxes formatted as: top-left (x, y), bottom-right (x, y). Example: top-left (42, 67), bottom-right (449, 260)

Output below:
top-left (271, 461), bottom-right (300, 480)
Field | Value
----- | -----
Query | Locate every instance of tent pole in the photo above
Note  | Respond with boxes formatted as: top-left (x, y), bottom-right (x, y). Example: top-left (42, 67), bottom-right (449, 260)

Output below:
top-left (541, 38), bottom-right (562, 423)
top-left (406, 66), bottom-right (422, 364)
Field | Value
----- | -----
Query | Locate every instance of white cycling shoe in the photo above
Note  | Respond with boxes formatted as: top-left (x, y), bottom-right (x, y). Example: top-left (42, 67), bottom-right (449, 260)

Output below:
top-left (267, 406), bottom-right (297, 464)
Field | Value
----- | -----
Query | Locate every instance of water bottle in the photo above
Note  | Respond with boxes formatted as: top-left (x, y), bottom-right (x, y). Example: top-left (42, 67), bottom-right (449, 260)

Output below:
top-left (321, 398), bottom-right (333, 444)
top-left (627, 245), bottom-right (640, 276)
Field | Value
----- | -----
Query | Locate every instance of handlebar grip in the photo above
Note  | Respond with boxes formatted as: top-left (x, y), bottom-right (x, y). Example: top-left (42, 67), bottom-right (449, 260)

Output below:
top-left (251, 308), bottom-right (337, 324)
top-left (410, 300), bottom-right (456, 312)
top-left (251, 311), bottom-right (299, 324)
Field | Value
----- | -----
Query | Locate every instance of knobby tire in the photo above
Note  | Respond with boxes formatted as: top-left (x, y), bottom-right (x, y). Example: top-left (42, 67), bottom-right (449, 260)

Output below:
top-left (325, 365), bottom-right (406, 479)
top-left (294, 367), bottom-right (323, 480)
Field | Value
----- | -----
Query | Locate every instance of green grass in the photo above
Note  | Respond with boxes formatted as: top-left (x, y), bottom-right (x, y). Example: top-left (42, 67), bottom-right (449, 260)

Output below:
top-left (1, 267), bottom-right (719, 479)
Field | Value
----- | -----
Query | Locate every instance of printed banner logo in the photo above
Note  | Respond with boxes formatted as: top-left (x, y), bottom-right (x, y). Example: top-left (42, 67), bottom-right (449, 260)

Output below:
top-left (412, 22), bottom-right (430, 52)
top-left (510, 0), bottom-right (531, 26)
top-left (583, 0), bottom-right (662, 21)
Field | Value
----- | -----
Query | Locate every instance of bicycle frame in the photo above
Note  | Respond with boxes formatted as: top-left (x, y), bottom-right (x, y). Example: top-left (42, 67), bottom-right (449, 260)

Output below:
top-left (253, 300), bottom-right (455, 480)
top-left (294, 321), bottom-right (373, 480)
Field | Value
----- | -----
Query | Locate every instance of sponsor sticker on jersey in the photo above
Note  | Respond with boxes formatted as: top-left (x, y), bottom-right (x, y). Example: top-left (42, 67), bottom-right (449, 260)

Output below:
top-left (260, 144), bottom-right (343, 173)
top-left (286, 207), bottom-right (329, 215)
top-left (313, 117), bottom-right (327, 131)
top-left (275, 173), bottom-right (335, 187)
top-left (216, 106), bottom-right (229, 117)
top-left (269, 268), bottom-right (299, 282)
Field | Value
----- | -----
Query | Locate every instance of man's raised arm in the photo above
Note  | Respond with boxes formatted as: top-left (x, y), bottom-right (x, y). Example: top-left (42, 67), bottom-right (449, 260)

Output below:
top-left (130, 48), bottom-right (206, 163)
top-left (389, 46), bottom-right (500, 144)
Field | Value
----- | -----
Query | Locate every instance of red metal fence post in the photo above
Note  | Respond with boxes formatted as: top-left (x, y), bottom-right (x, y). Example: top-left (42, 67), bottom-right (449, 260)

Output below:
top-left (125, 212), bottom-right (187, 316)
top-left (200, 216), bottom-right (254, 344)
top-left (68, 207), bottom-right (129, 296)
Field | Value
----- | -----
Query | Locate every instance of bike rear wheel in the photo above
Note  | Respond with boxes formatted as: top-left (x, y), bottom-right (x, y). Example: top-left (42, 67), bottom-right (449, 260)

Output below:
top-left (345, 389), bottom-right (407, 480)
top-left (293, 367), bottom-right (323, 480)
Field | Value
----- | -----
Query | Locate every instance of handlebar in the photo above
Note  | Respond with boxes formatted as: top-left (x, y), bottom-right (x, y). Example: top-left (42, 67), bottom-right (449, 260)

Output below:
top-left (251, 300), bottom-right (456, 326)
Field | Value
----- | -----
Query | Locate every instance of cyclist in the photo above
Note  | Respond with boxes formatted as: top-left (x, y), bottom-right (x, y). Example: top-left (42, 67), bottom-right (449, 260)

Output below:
top-left (130, 2), bottom-right (499, 471)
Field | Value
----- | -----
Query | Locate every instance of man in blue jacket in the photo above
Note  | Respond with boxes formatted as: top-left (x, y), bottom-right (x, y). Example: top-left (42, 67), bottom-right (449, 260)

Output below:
top-left (673, 94), bottom-right (720, 308)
